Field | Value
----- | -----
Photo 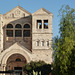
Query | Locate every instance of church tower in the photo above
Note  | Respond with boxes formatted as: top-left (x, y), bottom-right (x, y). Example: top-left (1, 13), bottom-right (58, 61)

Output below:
top-left (32, 8), bottom-right (53, 63)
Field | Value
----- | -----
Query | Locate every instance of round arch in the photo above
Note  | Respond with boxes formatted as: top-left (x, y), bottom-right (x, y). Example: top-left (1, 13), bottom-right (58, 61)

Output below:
top-left (1, 49), bottom-right (31, 65)
top-left (24, 24), bottom-right (30, 28)
top-left (15, 24), bottom-right (22, 28)
top-left (23, 23), bottom-right (31, 28)
top-left (6, 53), bottom-right (27, 71)
top-left (7, 24), bottom-right (13, 28)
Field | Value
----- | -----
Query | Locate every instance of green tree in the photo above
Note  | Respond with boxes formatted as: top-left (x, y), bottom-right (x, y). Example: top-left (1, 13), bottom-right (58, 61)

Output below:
top-left (23, 61), bottom-right (51, 75)
top-left (52, 5), bottom-right (75, 75)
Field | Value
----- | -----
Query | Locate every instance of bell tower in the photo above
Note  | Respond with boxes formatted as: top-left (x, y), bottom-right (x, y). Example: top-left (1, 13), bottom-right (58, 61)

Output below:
top-left (32, 8), bottom-right (53, 50)
top-left (32, 8), bottom-right (53, 63)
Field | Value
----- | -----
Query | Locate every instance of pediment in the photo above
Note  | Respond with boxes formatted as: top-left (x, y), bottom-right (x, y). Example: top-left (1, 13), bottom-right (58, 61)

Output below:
top-left (4, 6), bottom-right (31, 18)
top-left (8, 42), bottom-right (31, 53)
top-left (8, 42), bottom-right (22, 50)
top-left (33, 8), bottom-right (53, 15)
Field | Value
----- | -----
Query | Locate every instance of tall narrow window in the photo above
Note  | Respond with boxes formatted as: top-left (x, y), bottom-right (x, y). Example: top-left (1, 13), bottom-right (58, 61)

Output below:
top-left (37, 20), bottom-right (42, 29)
top-left (42, 41), bottom-right (44, 46)
top-left (47, 41), bottom-right (49, 46)
top-left (15, 24), bottom-right (22, 37)
top-left (37, 41), bottom-right (39, 46)
top-left (44, 20), bottom-right (48, 29)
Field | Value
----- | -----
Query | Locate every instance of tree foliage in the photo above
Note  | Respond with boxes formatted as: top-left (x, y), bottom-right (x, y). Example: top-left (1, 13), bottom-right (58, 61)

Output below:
top-left (23, 61), bottom-right (51, 75)
top-left (52, 5), bottom-right (75, 75)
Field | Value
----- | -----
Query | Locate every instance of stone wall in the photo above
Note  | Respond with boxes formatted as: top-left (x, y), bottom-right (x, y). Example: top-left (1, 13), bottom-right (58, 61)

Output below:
top-left (2, 7), bottom-right (32, 50)
top-left (3, 17), bottom-right (32, 50)
top-left (31, 49), bottom-right (53, 64)
top-left (32, 9), bottom-right (53, 50)
top-left (0, 15), bottom-right (1, 50)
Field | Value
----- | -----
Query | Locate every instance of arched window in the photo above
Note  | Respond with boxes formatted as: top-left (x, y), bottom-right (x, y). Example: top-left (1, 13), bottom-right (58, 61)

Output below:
top-left (7, 24), bottom-right (13, 28)
top-left (36, 41), bottom-right (39, 46)
top-left (15, 24), bottom-right (22, 28)
top-left (42, 41), bottom-right (44, 46)
top-left (15, 24), bottom-right (22, 37)
top-left (15, 58), bottom-right (21, 62)
top-left (24, 24), bottom-right (30, 28)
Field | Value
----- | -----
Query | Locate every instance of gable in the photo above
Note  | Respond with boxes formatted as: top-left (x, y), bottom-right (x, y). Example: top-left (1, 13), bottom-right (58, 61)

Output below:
top-left (7, 42), bottom-right (31, 53)
top-left (3, 6), bottom-right (31, 18)
top-left (33, 8), bottom-right (53, 15)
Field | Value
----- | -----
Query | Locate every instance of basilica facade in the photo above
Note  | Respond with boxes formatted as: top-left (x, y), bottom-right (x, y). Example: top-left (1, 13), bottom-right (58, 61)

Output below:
top-left (0, 6), bottom-right (53, 73)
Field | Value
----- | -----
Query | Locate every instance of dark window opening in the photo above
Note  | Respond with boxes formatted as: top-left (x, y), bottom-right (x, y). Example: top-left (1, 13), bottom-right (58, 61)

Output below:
top-left (37, 41), bottom-right (39, 46)
top-left (37, 20), bottom-right (42, 29)
top-left (44, 20), bottom-right (48, 29)
top-left (24, 24), bottom-right (30, 28)
top-left (15, 24), bottom-right (22, 28)
top-left (15, 30), bottom-right (22, 37)
top-left (16, 58), bottom-right (21, 62)
top-left (47, 41), bottom-right (49, 46)
top-left (42, 41), bottom-right (44, 46)
top-left (7, 24), bottom-right (13, 28)
top-left (23, 30), bottom-right (30, 37)
top-left (14, 67), bottom-right (22, 75)
top-left (6, 30), bottom-right (13, 37)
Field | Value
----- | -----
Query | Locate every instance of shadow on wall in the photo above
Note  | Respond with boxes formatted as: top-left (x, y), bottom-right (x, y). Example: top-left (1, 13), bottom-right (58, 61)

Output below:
top-left (3, 15), bottom-right (32, 51)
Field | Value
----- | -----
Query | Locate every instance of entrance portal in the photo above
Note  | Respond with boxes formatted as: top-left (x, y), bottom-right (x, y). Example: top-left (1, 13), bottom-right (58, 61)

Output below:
top-left (6, 53), bottom-right (26, 73)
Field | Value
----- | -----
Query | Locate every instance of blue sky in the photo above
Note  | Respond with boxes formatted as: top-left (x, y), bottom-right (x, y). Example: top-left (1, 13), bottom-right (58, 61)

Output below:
top-left (0, 0), bottom-right (75, 37)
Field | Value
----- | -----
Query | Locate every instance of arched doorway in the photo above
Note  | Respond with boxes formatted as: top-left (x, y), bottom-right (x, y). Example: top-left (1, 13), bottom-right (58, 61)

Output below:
top-left (6, 53), bottom-right (26, 75)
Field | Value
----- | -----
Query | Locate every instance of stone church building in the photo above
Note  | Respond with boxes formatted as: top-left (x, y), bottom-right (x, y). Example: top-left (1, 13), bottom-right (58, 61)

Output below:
top-left (0, 6), bottom-right (53, 73)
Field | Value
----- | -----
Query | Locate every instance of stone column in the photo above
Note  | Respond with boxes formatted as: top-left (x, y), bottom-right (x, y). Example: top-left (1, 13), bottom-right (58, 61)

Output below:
top-left (2, 64), bottom-right (6, 75)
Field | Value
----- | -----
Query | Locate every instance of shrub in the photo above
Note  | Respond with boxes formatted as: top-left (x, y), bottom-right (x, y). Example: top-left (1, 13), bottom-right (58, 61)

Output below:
top-left (23, 60), bottom-right (51, 75)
